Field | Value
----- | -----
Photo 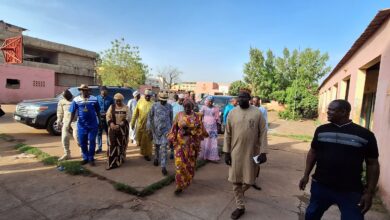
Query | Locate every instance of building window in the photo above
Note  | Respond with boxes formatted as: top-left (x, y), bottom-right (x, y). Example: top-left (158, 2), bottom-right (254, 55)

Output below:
top-left (345, 78), bottom-right (350, 100)
top-left (33, 80), bottom-right (45, 87)
top-left (6, 79), bottom-right (20, 89)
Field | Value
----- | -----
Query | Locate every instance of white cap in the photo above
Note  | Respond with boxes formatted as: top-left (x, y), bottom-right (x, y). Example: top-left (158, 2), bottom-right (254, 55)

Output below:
top-left (178, 94), bottom-right (185, 99)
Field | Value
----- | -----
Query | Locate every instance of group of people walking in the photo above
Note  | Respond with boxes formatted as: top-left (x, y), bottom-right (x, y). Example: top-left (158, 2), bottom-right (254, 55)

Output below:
top-left (55, 84), bottom-right (379, 220)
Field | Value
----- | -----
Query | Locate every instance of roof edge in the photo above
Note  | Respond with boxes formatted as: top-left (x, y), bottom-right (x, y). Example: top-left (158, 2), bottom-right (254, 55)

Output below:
top-left (319, 9), bottom-right (390, 90)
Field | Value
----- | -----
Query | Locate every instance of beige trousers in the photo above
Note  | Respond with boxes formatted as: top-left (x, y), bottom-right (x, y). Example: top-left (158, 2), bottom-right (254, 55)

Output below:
top-left (61, 122), bottom-right (78, 156)
top-left (233, 183), bottom-right (251, 209)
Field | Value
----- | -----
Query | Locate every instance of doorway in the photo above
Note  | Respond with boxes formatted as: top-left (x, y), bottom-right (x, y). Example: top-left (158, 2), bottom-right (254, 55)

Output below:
top-left (360, 62), bottom-right (380, 130)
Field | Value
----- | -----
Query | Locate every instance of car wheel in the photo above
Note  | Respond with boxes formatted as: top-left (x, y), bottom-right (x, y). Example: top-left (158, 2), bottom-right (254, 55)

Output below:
top-left (47, 116), bottom-right (61, 136)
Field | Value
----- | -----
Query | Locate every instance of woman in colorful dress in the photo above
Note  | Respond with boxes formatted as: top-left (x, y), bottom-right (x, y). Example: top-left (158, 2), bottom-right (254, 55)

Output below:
top-left (199, 96), bottom-right (220, 162)
top-left (106, 93), bottom-right (130, 170)
top-left (168, 99), bottom-right (208, 195)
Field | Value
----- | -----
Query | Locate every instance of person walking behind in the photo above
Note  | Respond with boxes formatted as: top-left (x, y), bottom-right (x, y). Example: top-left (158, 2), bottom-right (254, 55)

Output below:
top-left (131, 89), bottom-right (154, 161)
top-left (68, 84), bottom-right (102, 166)
top-left (223, 89), bottom-right (268, 220)
top-left (57, 89), bottom-right (78, 161)
top-left (127, 90), bottom-right (140, 145)
top-left (252, 96), bottom-right (268, 130)
top-left (96, 86), bottom-right (114, 154)
top-left (168, 99), bottom-right (208, 195)
top-left (170, 93), bottom-right (185, 159)
top-left (223, 97), bottom-right (238, 126)
top-left (299, 100), bottom-right (380, 220)
top-left (199, 96), bottom-right (220, 162)
top-left (251, 96), bottom-right (269, 190)
top-left (106, 93), bottom-right (130, 170)
top-left (147, 91), bottom-right (173, 175)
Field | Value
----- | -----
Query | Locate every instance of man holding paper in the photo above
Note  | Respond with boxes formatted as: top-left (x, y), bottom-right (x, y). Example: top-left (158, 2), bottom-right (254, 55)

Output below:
top-left (223, 88), bottom-right (268, 220)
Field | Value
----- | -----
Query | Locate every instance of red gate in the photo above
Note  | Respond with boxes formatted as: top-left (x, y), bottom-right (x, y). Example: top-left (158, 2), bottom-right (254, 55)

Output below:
top-left (1, 35), bottom-right (23, 64)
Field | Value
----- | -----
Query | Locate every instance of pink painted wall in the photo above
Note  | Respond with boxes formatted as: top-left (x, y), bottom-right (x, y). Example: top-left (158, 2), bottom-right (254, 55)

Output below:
top-left (318, 18), bottom-right (390, 209)
top-left (0, 64), bottom-right (55, 104)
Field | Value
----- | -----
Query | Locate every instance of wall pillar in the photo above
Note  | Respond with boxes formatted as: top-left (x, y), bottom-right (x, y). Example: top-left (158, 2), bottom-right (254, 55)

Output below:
top-left (352, 69), bottom-right (366, 123)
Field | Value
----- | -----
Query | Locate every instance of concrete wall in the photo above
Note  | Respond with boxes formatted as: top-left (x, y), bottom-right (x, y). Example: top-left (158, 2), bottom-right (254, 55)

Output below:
top-left (0, 25), bottom-right (97, 89)
top-left (318, 18), bottom-right (390, 209)
top-left (0, 64), bottom-right (55, 103)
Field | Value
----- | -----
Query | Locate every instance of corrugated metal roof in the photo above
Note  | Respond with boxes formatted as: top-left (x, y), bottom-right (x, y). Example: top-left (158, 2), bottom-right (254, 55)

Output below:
top-left (319, 8), bottom-right (390, 89)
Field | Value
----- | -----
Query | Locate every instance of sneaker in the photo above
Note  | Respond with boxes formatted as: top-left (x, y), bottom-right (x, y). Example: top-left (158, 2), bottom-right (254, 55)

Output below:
top-left (80, 160), bottom-right (88, 165)
top-left (58, 154), bottom-right (70, 161)
top-left (162, 167), bottom-right (168, 176)
top-left (231, 208), bottom-right (245, 220)
top-left (95, 149), bottom-right (103, 154)
top-left (153, 159), bottom-right (159, 166)
top-left (89, 160), bottom-right (96, 166)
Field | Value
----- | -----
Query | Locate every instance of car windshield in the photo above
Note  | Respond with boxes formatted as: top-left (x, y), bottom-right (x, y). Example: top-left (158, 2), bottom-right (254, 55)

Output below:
top-left (55, 87), bottom-right (100, 99)
top-left (199, 96), bottom-right (231, 108)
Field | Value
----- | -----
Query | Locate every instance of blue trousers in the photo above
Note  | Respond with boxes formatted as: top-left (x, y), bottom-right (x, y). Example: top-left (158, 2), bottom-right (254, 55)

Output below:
top-left (78, 127), bottom-right (98, 161)
top-left (306, 181), bottom-right (364, 220)
top-left (97, 118), bottom-right (108, 151)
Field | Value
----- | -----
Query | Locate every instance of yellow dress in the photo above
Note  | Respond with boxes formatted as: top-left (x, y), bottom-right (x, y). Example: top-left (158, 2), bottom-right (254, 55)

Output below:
top-left (130, 98), bottom-right (154, 157)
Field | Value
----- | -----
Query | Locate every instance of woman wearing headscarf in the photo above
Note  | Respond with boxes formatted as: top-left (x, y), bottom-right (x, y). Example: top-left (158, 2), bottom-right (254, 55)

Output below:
top-left (199, 96), bottom-right (220, 162)
top-left (168, 99), bottom-right (208, 195)
top-left (106, 93), bottom-right (130, 169)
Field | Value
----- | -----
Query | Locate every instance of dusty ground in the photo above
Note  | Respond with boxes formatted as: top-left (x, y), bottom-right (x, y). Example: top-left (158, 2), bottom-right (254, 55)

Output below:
top-left (0, 105), bottom-right (388, 220)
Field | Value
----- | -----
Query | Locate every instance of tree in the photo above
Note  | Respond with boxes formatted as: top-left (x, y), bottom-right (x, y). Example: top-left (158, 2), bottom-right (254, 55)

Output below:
top-left (243, 47), bottom-right (264, 96)
top-left (228, 80), bottom-right (248, 96)
top-left (97, 38), bottom-right (149, 87)
top-left (157, 66), bottom-right (182, 89)
top-left (241, 47), bottom-right (331, 119)
top-left (243, 48), bottom-right (277, 100)
top-left (276, 48), bottom-right (331, 119)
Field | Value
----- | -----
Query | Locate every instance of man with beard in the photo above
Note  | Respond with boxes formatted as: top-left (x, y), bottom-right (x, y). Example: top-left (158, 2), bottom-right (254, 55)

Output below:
top-left (57, 89), bottom-right (78, 161)
top-left (223, 89), bottom-right (268, 220)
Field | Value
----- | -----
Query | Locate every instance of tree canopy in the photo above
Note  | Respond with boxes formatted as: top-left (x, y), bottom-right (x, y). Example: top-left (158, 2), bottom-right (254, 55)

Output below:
top-left (228, 80), bottom-right (248, 96)
top-left (242, 47), bottom-right (331, 119)
top-left (97, 38), bottom-right (149, 88)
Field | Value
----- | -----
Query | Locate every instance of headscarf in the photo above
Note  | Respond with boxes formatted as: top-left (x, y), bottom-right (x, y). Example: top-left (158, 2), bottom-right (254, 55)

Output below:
top-left (206, 96), bottom-right (214, 102)
top-left (114, 93), bottom-right (124, 100)
top-left (183, 98), bottom-right (194, 109)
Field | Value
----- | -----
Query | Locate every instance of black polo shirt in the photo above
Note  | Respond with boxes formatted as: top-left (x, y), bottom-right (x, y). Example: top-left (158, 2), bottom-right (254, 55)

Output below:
top-left (311, 121), bottom-right (379, 192)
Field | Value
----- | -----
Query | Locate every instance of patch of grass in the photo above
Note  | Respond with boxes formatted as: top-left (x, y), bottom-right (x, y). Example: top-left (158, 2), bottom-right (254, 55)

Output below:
top-left (114, 183), bottom-right (140, 195)
top-left (58, 160), bottom-right (90, 175)
top-left (271, 133), bottom-right (313, 142)
top-left (139, 175), bottom-right (175, 197)
top-left (372, 194), bottom-right (389, 213)
top-left (0, 133), bottom-right (13, 141)
top-left (114, 159), bottom-right (209, 197)
top-left (15, 143), bottom-right (59, 165)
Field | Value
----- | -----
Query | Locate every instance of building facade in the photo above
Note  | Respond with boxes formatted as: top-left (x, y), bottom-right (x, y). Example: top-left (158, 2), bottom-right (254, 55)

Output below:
top-left (171, 82), bottom-right (197, 91)
top-left (0, 21), bottom-right (98, 103)
top-left (318, 9), bottom-right (390, 210)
